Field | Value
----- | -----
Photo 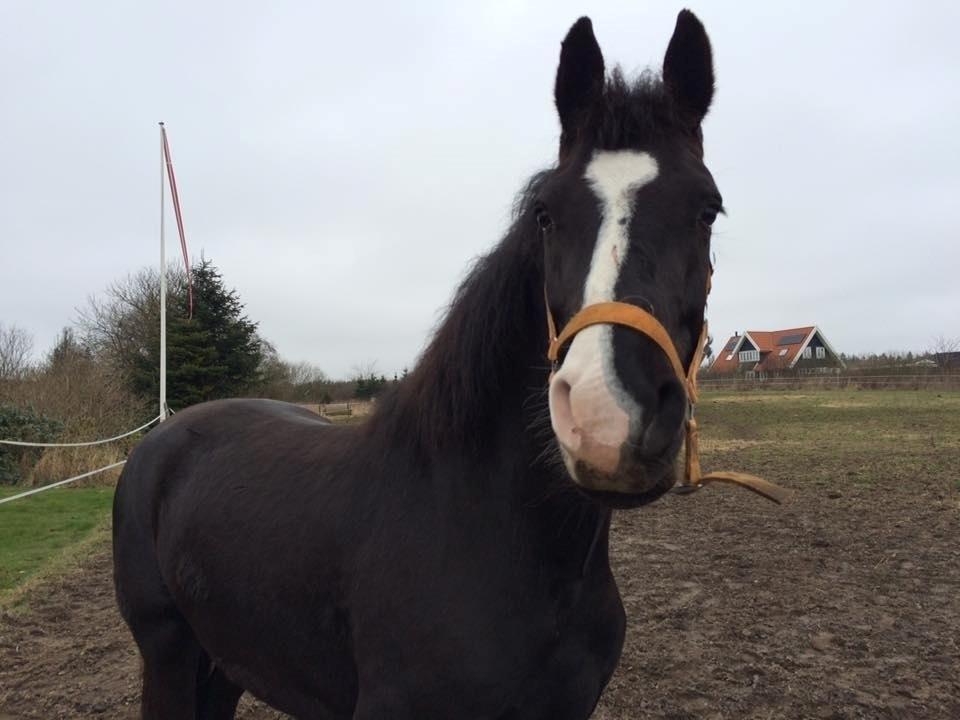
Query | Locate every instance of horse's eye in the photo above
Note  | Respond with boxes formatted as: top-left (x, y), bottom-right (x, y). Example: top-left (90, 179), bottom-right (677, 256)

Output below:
top-left (699, 204), bottom-right (722, 228)
top-left (535, 207), bottom-right (553, 234)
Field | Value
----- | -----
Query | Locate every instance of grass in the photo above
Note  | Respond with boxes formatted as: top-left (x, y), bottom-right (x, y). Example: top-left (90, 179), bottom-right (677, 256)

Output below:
top-left (696, 389), bottom-right (960, 490)
top-left (0, 484), bottom-right (115, 601)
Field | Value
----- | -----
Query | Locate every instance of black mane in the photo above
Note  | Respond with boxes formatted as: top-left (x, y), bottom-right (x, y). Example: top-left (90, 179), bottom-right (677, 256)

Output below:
top-left (590, 69), bottom-right (697, 152)
top-left (369, 173), bottom-right (550, 456)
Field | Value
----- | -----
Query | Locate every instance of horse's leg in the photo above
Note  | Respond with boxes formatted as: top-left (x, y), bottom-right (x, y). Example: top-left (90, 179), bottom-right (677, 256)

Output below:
top-left (197, 664), bottom-right (245, 719)
top-left (136, 610), bottom-right (201, 720)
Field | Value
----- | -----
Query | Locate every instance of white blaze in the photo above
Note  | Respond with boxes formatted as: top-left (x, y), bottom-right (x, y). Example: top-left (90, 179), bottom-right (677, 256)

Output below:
top-left (549, 150), bottom-right (659, 479)
top-left (582, 151), bottom-right (659, 304)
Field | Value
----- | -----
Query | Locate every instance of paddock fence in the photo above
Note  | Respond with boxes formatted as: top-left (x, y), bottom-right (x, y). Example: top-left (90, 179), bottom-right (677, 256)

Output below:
top-left (0, 413), bottom-right (163, 506)
top-left (697, 373), bottom-right (960, 392)
top-left (308, 400), bottom-right (375, 419)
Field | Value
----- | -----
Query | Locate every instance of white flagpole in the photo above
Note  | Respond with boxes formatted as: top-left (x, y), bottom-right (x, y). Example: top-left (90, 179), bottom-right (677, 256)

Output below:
top-left (159, 122), bottom-right (168, 421)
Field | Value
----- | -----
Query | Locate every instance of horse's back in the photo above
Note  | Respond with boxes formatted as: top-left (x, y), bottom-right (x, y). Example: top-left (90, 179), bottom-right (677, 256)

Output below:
top-left (117, 397), bottom-right (332, 490)
top-left (114, 398), bottom-right (336, 554)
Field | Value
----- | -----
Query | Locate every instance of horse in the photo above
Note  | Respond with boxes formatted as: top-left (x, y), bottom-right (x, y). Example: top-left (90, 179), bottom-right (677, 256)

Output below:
top-left (113, 10), bottom-right (722, 719)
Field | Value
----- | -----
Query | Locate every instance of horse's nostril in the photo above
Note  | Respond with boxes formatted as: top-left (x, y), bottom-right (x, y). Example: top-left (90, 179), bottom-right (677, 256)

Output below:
top-left (640, 379), bottom-right (687, 458)
top-left (548, 377), bottom-right (581, 453)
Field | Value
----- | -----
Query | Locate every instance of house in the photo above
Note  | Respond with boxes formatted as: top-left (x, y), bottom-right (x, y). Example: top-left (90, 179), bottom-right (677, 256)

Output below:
top-left (932, 351), bottom-right (960, 370)
top-left (708, 326), bottom-right (845, 376)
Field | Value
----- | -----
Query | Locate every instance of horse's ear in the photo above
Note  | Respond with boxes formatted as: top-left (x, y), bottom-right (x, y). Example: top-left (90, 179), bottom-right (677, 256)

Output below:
top-left (555, 17), bottom-right (604, 159)
top-left (663, 9), bottom-right (714, 127)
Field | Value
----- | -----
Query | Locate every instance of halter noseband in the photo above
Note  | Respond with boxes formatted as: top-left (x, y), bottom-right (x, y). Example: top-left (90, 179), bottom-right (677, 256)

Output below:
top-left (544, 285), bottom-right (788, 504)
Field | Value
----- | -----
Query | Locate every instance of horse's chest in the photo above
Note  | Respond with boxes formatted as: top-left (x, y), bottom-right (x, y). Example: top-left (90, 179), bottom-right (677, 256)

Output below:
top-left (499, 577), bottom-right (627, 719)
top-left (345, 564), bottom-right (625, 719)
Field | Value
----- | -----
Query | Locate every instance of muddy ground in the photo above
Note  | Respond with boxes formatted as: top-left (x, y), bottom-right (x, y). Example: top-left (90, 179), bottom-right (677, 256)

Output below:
top-left (1, 392), bottom-right (958, 718)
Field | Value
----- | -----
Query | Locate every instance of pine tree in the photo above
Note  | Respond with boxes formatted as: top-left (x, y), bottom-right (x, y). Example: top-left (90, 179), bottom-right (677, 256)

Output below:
top-left (353, 373), bottom-right (387, 400)
top-left (130, 259), bottom-right (264, 410)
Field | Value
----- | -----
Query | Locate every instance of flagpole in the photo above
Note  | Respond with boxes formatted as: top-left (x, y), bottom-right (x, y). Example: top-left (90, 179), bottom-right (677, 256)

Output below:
top-left (159, 122), bottom-right (167, 422)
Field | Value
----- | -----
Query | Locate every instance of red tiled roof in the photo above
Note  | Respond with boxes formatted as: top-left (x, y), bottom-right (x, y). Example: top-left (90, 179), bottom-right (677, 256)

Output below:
top-left (708, 326), bottom-right (816, 374)
top-left (709, 334), bottom-right (746, 374)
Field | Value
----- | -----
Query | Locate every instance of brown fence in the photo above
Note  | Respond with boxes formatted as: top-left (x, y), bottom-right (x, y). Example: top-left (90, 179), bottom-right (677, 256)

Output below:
top-left (310, 400), bottom-right (376, 418)
top-left (698, 374), bottom-right (960, 392)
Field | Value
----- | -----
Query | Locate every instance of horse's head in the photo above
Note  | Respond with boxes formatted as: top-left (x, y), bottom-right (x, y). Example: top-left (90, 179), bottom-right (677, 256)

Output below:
top-left (541, 11), bottom-right (720, 508)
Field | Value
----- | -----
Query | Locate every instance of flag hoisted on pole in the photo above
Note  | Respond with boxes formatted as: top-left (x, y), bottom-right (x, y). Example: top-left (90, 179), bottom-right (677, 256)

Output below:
top-left (158, 122), bottom-right (193, 421)
top-left (160, 123), bottom-right (193, 318)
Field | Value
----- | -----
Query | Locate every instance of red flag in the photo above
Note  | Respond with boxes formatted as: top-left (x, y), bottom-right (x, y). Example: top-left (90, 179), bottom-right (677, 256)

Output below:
top-left (160, 124), bottom-right (193, 318)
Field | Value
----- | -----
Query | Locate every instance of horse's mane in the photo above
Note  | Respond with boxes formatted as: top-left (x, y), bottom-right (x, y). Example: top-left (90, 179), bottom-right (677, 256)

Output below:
top-left (590, 69), bottom-right (694, 151)
top-left (368, 173), bottom-right (549, 456)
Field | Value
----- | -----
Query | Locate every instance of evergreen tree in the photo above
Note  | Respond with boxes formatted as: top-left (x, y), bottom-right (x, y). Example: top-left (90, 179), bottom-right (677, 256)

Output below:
top-left (130, 259), bottom-right (264, 409)
top-left (353, 373), bottom-right (387, 400)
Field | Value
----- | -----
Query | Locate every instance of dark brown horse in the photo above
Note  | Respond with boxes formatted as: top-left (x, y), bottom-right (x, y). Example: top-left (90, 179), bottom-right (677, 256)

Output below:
top-left (113, 10), bottom-right (722, 718)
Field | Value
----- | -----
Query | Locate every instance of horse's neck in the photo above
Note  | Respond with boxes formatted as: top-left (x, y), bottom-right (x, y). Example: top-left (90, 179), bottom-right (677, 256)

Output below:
top-left (372, 230), bottom-right (611, 578)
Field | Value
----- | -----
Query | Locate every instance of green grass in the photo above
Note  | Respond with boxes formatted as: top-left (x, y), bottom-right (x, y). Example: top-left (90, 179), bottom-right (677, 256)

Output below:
top-left (696, 389), bottom-right (960, 489)
top-left (0, 485), bottom-right (115, 598)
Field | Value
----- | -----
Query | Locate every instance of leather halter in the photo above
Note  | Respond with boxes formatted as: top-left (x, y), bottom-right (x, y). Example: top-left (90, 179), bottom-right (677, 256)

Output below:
top-left (544, 286), bottom-right (788, 504)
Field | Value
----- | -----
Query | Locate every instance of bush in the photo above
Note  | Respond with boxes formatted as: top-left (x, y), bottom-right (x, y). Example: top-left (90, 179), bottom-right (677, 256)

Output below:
top-left (0, 405), bottom-right (63, 484)
top-left (0, 328), bottom-right (148, 486)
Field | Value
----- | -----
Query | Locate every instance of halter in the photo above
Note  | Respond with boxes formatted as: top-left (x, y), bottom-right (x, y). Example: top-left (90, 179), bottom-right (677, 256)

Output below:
top-left (544, 281), bottom-right (788, 504)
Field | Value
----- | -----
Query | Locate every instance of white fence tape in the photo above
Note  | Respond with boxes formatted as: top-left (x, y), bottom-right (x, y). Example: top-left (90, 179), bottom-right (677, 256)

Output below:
top-left (0, 414), bottom-right (162, 448)
top-left (0, 413), bottom-right (163, 505)
top-left (0, 460), bottom-right (126, 506)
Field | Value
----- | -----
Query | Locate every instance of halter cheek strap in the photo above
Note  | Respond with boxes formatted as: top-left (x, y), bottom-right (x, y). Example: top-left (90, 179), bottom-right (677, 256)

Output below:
top-left (544, 289), bottom-right (789, 505)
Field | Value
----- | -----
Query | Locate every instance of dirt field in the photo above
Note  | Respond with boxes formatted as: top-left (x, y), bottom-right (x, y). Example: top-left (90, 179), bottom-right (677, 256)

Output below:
top-left (1, 390), bottom-right (958, 718)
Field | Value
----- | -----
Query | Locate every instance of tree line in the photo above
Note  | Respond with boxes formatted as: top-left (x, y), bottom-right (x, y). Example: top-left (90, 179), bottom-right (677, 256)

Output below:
top-left (0, 259), bottom-right (397, 485)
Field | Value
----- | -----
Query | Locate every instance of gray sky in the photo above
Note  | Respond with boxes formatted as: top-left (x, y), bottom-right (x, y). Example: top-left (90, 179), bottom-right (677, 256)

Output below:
top-left (2, 1), bottom-right (958, 378)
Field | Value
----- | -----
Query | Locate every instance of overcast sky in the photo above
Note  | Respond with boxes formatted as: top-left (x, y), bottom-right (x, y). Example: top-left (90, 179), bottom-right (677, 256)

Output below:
top-left (2, 1), bottom-right (958, 378)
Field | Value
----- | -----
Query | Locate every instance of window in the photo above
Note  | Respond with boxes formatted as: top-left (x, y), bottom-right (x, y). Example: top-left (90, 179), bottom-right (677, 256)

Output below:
top-left (777, 334), bottom-right (806, 345)
top-left (726, 354), bottom-right (734, 361)
top-left (803, 347), bottom-right (812, 359)
top-left (739, 350), bottom-right (760, 363)
top-left (778, 348), bottom-right (788, 357)
top-left (816, 346), bottom-right (826, 359)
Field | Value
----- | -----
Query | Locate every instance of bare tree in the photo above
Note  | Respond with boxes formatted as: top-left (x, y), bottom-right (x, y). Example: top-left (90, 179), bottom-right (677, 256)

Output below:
top-left (286, 361), bottom-right (328, 386)
top-left (76, 267), bottom-right (186, 376)
top-left (0, 323), bottom-right (34, 379)
top-left (258, 351), bottom-right (331, 403)
top-left (928, 336), bottom-right (960, 371)
top-left (1, 324), bottom-right (147, 485)
top-left (351, 360), bottom-right (380, 379)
